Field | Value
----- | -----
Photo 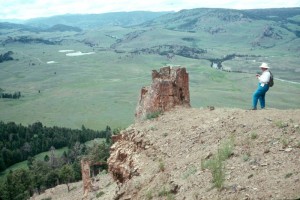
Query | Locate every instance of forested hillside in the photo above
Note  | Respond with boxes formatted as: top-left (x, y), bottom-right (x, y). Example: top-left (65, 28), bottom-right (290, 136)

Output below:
top-left (0, 121), bottom-right (111, 171)
top-left (0, 121), bottom-right (114, 200)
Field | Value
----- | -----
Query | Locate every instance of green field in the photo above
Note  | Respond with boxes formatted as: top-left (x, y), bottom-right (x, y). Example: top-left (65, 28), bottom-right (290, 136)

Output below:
top-left (1, 12), bottom-right (300, 130)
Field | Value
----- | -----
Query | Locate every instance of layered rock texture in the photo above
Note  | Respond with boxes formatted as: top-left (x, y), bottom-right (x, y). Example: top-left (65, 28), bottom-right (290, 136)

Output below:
top-left (108, 129), bottom-right (150, 185)
top-left (135, 66), bottom-right (190, 120)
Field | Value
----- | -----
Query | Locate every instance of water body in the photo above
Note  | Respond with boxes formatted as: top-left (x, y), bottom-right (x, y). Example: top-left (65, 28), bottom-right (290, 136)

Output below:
top-left (59, 50), bottom-right (74, 53)
top-left (66, 51), bottom-right (95, 56)
top-left (47, 61), bottom-right (57, 64)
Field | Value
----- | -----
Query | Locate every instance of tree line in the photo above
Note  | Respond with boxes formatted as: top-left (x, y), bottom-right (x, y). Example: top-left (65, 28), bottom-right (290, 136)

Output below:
top-left (0, 92), bottom-right (21, 99)
top-left (0, 140), bottom-right (111, 200)
top-left (0, 51), bottom-right (13, 63)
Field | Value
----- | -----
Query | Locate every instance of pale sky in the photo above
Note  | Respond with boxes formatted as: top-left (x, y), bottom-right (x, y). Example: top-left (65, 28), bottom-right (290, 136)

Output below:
top-left (1, 0), bottom-right (299, 20)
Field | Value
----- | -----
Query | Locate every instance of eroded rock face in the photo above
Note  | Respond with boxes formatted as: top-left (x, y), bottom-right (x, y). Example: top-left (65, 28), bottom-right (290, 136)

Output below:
top-left (108, 128), bottom-right (149, 184)
top-left (135, 66), bottom-right (190, 120)
top-left (108, 66), bottom-right (190, 190)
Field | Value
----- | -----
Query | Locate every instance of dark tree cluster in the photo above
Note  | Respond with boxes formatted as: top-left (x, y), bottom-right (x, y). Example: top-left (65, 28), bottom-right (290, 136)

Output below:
top-left (3, 36), bottom-right (61, 45)
top-left (208, 53), bottom-right (261, 69)
top-left (0, 51), bottom-right (14, 63)
top-left (1, 92), bottom-right (21, 99)
top-left (131, 44), bottom-right (207, 59)
top-left (0, 121), bottom-right (109, 171)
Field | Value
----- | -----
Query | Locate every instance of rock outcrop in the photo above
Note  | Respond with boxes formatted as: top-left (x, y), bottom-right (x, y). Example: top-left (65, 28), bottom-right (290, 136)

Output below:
top-left (108, 128), bottom-right (150, 185)
top-left (135, 66), bottom-right (190, 120)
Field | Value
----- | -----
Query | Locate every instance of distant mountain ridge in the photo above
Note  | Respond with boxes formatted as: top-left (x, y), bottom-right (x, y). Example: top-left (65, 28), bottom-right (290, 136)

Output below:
top-left (144, 7), bottom-right (300, 31)
top-left (0, 22), bottom-right (82, 32)
top-left (24, 11), bottom-right (172, 29)
top-left (1, 8), bottom-right (299, 31)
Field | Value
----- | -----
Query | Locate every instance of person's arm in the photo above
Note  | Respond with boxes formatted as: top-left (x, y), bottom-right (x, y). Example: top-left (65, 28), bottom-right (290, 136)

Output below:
top-left (258, 71), bottom-right (270, 83)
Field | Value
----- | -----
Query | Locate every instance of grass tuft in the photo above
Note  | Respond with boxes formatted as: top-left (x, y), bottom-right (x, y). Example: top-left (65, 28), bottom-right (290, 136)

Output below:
top-left (182, 165), bottom-right (197, 179)
top-left (275, 121), bottom-right (288, 128)
top-left (242, 153), bottom-right (250, 162)
top-left (284, 173), bottom-right (293, 179)
top-left (201, 138), bottom-right (234, 190)
top-left (146, 190), bottom-right (153, 200)
top-left (158, 158), bottom-right (165, 172)
top-left (96, 191), bottom-right (105, 198)
top-left (146, 111), bottom-right (162, 120)
top-left (250, 132), bottom-right (258, 140)
top-left (280, 137), bottom-right (289, 148)
top-left (158, 186), bottom-right (174, 199)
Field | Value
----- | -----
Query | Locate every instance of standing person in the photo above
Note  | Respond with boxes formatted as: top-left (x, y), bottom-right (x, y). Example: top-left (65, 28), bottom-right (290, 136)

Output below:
top-left (252, 62), bottom-right (271, 110)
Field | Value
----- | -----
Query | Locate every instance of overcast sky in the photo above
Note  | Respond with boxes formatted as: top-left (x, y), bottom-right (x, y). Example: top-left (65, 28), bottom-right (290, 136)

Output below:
top-left (1, 0), bottom-right (299, 20)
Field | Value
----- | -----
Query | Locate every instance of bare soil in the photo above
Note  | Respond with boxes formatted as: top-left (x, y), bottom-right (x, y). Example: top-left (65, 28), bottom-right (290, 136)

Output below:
top-left (32, 107), bottom-right (300, 200)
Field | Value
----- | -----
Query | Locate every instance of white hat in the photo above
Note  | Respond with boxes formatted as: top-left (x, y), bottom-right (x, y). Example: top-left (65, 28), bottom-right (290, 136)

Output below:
top-left (259, 62), bottom-right (270, 69)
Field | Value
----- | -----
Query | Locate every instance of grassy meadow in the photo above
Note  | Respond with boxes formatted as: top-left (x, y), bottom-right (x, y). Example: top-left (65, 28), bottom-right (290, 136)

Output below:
top-left (0, 25), bottom-right (300, 131)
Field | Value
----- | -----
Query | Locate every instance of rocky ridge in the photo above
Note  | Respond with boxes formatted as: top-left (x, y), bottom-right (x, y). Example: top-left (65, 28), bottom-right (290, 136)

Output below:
top-left (32, 107), bottom-right (300, 200)
top-left (109, 107), bottom-right (300, 200)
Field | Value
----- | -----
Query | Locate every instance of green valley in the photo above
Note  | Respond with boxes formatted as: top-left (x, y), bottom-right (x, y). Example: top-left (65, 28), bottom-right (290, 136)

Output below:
top-left (0, 8), bottom-right (299, 131)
